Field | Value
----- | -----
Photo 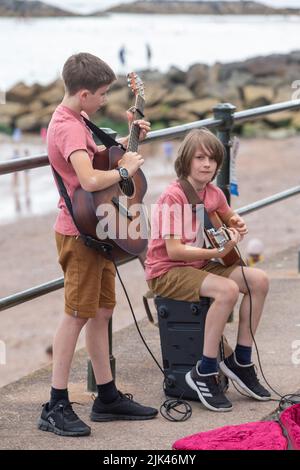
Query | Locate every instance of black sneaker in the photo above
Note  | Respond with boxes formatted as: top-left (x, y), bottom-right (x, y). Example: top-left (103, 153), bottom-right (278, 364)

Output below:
top-left (90, 392), bottom-right (158, 422)
top-left (219, 353), bottom-right (271, 401)
top-left (38, 400), bottom-right (91, 437)
top-left (185, 362), bottom-right (233, 412)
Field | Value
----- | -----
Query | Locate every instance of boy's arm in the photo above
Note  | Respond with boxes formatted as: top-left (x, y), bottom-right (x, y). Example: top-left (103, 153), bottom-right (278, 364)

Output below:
top-left (70, 148), bottom-right (144, 192)
top-left (165, 236), bottom-right (239, 262)
top-left (221, 208), bottom-right (248, 236)
top-left (165, 237), bottom-right (219, 262)
top-left (70, 150), bottom-right (120, 192)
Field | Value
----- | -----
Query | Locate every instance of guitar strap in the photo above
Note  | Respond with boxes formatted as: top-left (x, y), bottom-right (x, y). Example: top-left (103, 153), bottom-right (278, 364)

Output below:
top-left (50, 118), bottom-right (123, 257)
top-left (82, 116), bottom-right (126, 151)
top-left (178, 178), bottom-right (216, 237)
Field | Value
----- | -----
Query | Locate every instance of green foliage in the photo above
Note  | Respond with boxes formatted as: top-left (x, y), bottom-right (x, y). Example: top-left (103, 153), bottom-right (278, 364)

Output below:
top-left (0, 124), bottom-right (12, 135)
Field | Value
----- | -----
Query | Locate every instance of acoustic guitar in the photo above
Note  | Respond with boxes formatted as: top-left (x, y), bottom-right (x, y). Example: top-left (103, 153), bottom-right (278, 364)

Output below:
top-left (72, 73), bottom-right (148, 263)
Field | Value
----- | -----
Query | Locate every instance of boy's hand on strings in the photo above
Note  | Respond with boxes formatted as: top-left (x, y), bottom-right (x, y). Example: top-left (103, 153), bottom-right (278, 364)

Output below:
top-left (126, 107), bottom-right (151, 142)
top-left (228, 214), bottom-right (248, 240)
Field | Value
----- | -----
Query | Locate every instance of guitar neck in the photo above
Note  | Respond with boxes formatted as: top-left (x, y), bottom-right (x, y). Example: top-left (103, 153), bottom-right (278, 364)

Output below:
top-left (127, 95), bottom-right (145, 153)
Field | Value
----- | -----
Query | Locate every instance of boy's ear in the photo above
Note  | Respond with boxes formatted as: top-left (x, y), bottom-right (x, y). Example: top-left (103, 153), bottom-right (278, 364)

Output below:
top-left (79, 89), bottom-right (89, 100)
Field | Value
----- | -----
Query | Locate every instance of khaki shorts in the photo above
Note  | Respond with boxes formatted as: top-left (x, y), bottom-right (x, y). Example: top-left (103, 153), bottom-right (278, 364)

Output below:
top-left (55, 232), bottom-right (116, 318)
top-left (147, 261), bottom-right (240, 302)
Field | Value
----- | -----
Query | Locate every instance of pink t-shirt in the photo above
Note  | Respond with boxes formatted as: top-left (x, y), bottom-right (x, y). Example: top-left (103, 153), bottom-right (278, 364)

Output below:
top-left (145, 180), bottom-right (231, 280)
top-left (47, 105), bottom-right (99, 235)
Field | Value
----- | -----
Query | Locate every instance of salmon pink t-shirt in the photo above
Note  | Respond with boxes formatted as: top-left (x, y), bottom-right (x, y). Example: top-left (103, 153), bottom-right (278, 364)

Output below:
top-left (47, 105), bottom-right (99, 235)
top-left (145, 180), bottom-right (231, 280)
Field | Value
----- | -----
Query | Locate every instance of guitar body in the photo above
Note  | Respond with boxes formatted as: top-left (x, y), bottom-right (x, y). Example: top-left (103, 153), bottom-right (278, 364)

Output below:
top-left (206, 211), bottom-right (246, 267)
top-left (72, 146), bottom-right (148, 263)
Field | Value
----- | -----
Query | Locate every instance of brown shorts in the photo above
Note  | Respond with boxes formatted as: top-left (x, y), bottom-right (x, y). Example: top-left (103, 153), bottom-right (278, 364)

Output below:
top-left (147, 261), bottom-right (240, 302)
top-left (55, 232), bottom-right (116, 318)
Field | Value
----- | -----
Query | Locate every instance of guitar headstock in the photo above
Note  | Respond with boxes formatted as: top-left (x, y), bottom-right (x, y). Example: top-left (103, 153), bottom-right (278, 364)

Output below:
top-left (127, 72), bottom-right (145, 99)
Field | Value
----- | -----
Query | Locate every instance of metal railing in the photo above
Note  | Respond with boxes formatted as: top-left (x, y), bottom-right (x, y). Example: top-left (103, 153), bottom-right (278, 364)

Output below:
top-left (1, 99), bottom-right (300, 389)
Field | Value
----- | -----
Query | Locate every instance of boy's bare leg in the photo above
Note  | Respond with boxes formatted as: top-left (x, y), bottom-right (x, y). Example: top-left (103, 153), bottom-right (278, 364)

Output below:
top-left (228, 267), bottom-right (269, 346)
top-left (199, 274), bottom-right (240, 357)
top-left (85, 307), bottom-right (114, 385)
top-left (52, 314), bottom-right (87, 389)
top-left (218, 266), bottom-right (271, 401)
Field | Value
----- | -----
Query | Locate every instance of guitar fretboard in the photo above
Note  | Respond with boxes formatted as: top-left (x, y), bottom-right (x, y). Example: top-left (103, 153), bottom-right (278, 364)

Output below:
top-left (127, 94), bottom-right (145, 152)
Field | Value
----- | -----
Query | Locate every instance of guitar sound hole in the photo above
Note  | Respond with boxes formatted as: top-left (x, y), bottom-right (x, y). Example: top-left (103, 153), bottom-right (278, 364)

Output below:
top-left (119, 178), bottom-right (135, 197)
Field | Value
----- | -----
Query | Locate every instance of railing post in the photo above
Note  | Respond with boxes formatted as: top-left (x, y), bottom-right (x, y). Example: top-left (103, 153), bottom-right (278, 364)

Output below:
top-left (213, 103), bottom-right (236, 205)
top-left (213, 103), bottom-right (236, 323)
top-left (87, 319), bottom-right (116, 392)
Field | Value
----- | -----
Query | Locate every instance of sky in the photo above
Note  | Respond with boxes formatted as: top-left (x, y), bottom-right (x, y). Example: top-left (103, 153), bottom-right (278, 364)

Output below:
top-left (33, 0), bottom-right (300, 15)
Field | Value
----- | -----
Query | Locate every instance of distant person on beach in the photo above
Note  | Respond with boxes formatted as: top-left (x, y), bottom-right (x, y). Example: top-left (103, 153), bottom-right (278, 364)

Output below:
top-left (23, 149), bottom-right (31, 210)
top-left (11, 148), bottom-right (21, 212)
top-left (145, 128), bottom-right (271, 412)
top-left (163, 140), bottom-right (174, 164)
top-left (118, 45), bottom-right (126, 71)
top-left (40, 127), bottom-right (47, 147)
top-left (38, 52), bottom-right (157, 437)
top-left (145, 43), bottom-right (152, 69)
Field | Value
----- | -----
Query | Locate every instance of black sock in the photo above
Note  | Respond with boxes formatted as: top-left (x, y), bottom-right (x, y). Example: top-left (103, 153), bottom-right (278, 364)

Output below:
top-left (198, 355), bottom-right (218, 375)
top-left (49, 387), bottom-right (69, 409)
top-left (235, 344), bottom-right (252, 365)
top-left (97, 380), bottom-right (119, 404)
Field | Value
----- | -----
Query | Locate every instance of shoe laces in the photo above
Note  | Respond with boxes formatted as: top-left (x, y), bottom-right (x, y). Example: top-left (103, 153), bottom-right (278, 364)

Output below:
top-left (119, 391), bottom-right (133, 401)
top-left (58, 401), bottom-right (82, 423)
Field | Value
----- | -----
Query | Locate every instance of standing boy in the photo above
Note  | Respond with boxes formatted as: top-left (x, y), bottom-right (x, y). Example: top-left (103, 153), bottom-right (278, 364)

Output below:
top-left (38, 53), bottom-right (157, 437)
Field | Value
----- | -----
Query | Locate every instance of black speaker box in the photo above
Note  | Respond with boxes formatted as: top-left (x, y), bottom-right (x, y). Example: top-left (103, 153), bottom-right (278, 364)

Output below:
top-left (155, 296), bottom-right (211, 400)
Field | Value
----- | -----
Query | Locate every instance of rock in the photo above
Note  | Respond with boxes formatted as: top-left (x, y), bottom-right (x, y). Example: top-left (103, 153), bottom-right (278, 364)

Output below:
top-left (292, 112), bottom-right (300, 129)
top-left (164, 85), bottom-right (194, 106)
top-left (28, 100), bottom-right (44, 113)
top-left (144, 81), bottom-right (168, 107)
top-left (0, 102), bottom-right (28, 118)
top-left (243, 85), bottom-right (274, 107)
top-left (105, 103), bottom-right (127, 122)
top-left (104, 1), bottom-right (300, 16)
top-left (266, 128), bottom-right (297, 139)
top-left (0, 0), bottom-right (78, 17)
top-left (15, 104), bottom-right (57, 131)
top-left (166, 66), bottom-right (186, 84)
top-left (244, 55), bottom-right (288, 78)
top-left (242, 122), bottom-right (271, 138)
top-left (6, 82), bottom-right (43, 104)
top-left (108, 88), bottom-right (130, 108)
top-left (186, 64), bottom-right (209, 95)
top-left (15, 113), bottom-right (41, 131)
top-left (264, 111), bottom-right (294, 126)
top-left (274, 86), bottom-right (294, 103)
top-left (180, 98), bottom-right (219, 116)
top-left (38, 85), bottom-right (64, 105)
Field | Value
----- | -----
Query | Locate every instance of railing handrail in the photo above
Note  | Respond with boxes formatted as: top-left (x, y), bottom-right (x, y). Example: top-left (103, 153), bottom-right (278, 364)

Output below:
top-left (1, 99), bottom-right (300, 176)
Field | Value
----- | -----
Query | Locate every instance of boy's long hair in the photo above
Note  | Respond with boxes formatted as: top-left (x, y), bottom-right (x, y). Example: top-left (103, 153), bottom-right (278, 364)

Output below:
top-left (62, 52), bottom-right (116, 95)
top-left (174, 128), bottom-right (225, 181)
